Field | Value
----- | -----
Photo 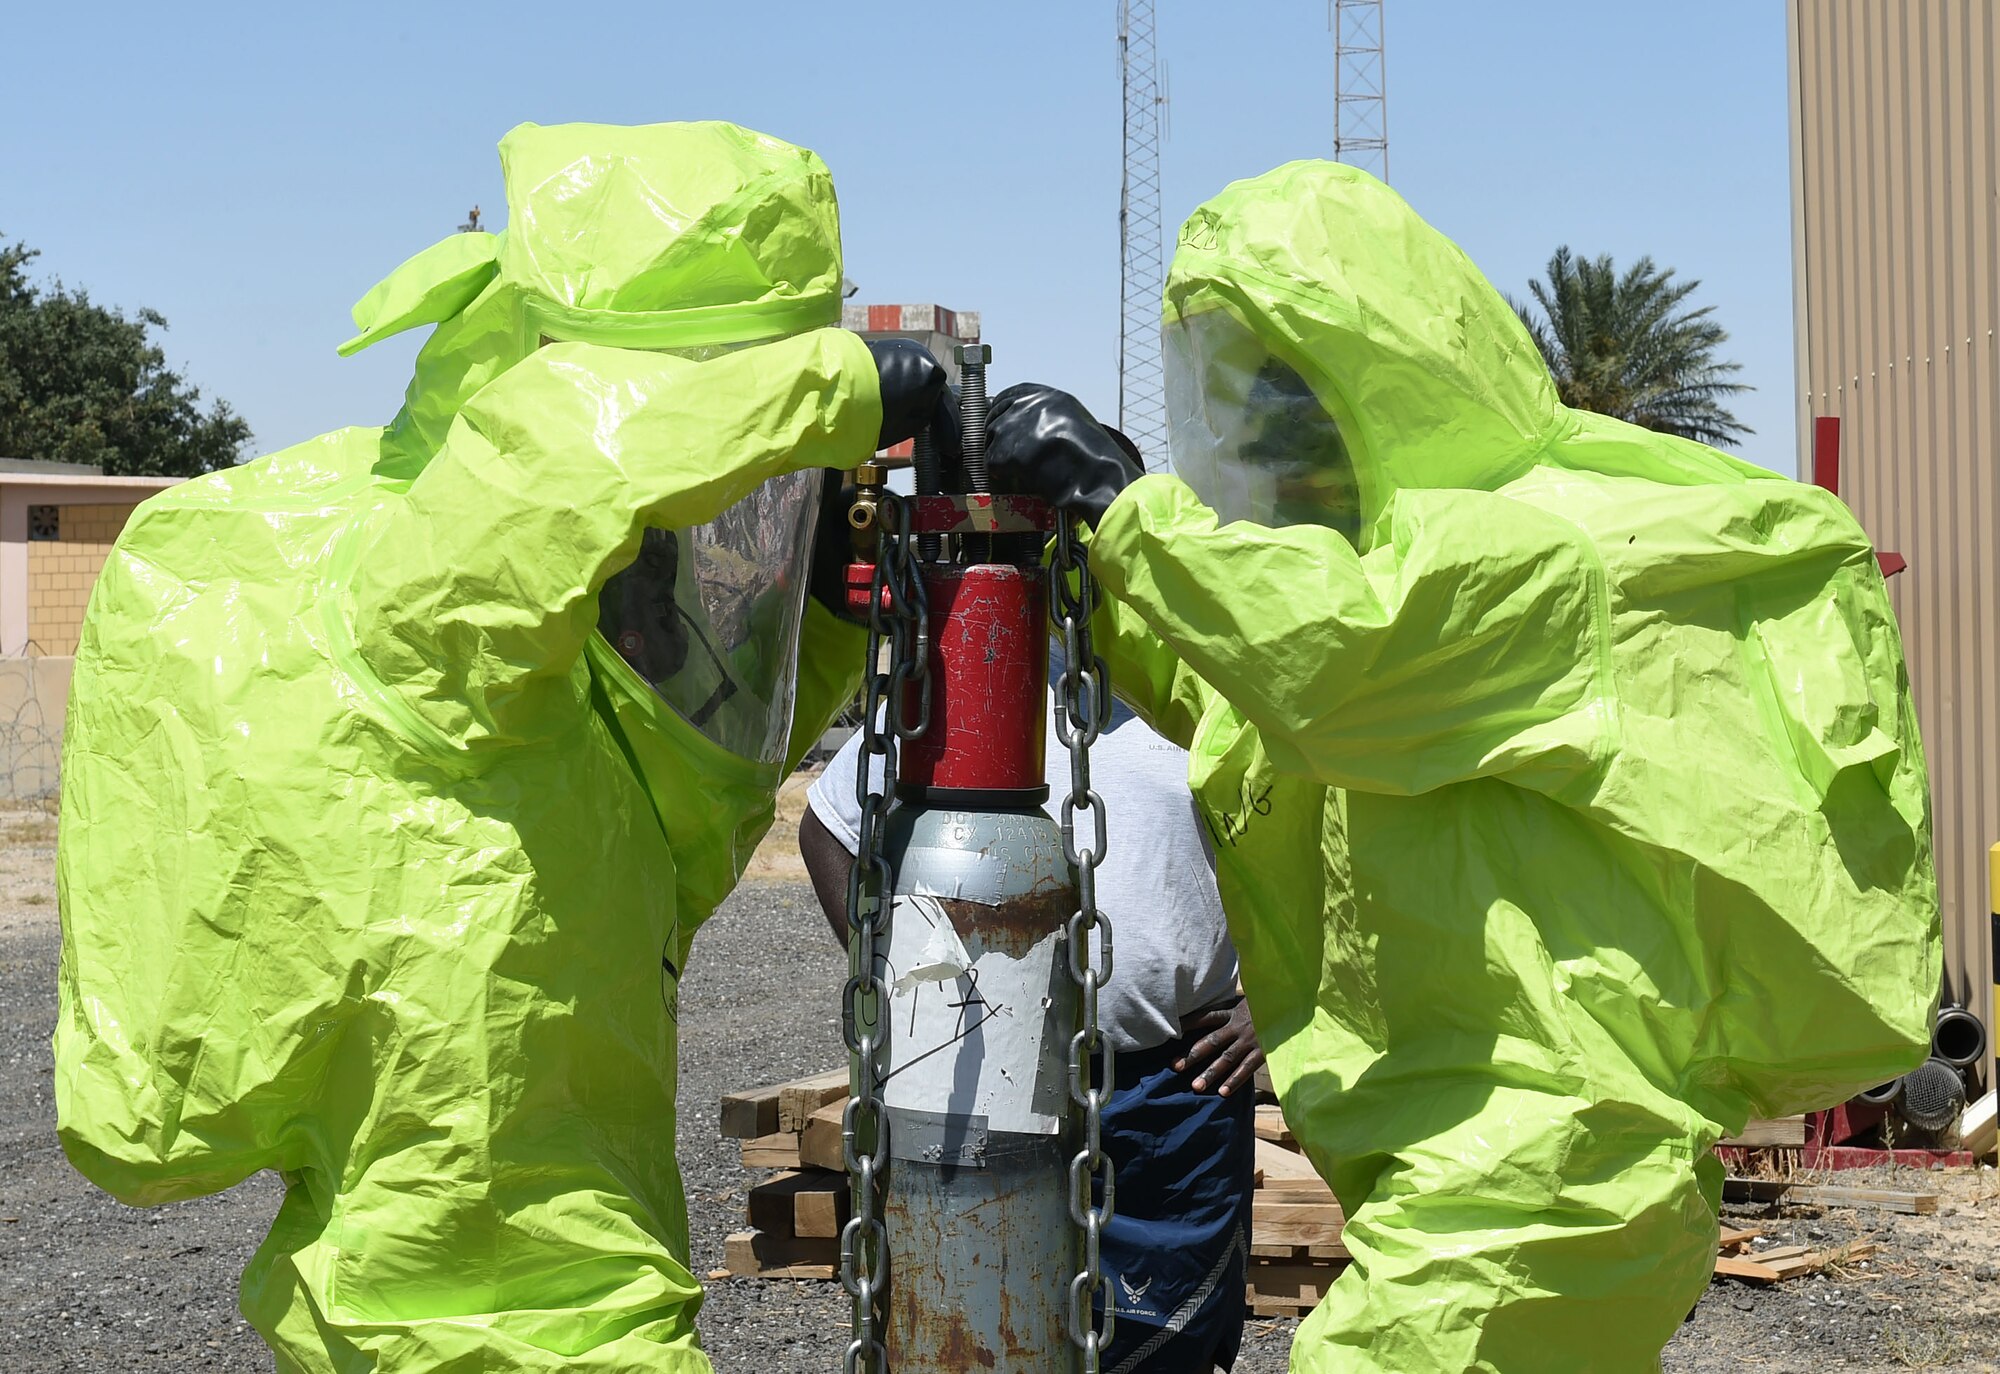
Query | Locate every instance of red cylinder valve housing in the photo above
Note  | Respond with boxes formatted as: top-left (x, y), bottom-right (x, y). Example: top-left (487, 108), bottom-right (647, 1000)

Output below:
top-left (897, 563), bottom-right (1048, 803)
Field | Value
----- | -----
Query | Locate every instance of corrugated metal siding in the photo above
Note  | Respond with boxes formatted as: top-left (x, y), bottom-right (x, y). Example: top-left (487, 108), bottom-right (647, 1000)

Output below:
top-left (1791, 0), bottom-right (1999, 1069)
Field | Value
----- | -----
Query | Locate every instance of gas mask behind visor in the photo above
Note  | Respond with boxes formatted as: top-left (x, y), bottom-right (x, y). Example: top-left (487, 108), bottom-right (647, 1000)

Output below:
top-left (1165, 305), bottom-right (1363, 539)
top-left (597, 466), bottom-right (819, 763)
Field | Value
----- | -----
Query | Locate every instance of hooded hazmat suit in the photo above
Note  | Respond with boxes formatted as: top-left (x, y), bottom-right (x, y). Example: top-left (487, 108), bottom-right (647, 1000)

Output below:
top-left (1082, 163), bottom-right (1940, 1370)
top-left (54, 121), bottom-right (885, 1372)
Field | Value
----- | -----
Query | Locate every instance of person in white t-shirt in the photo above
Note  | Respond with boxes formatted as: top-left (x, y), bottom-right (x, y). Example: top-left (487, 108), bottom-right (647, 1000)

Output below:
top-left (799, 646), bottom-right (1262, 1373)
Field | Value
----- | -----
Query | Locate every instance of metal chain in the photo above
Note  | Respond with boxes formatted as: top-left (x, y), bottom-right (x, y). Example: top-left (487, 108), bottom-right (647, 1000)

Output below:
top-left (840, 492), bottom-right (925, 1374)
top-left (1053, 515), bottom-right (1115, 1372)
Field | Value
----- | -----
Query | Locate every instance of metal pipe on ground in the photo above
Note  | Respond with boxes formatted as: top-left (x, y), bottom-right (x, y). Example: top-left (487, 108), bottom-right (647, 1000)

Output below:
top-left (1933, 1006), bottom-right (1988, 1070)
top-left (1855, 1079), bottom-right (1903, 1107)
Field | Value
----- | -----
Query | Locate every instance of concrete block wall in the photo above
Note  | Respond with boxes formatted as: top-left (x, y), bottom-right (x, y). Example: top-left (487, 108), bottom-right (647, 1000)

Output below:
top-left (27, 503), bottom-right (137, 657)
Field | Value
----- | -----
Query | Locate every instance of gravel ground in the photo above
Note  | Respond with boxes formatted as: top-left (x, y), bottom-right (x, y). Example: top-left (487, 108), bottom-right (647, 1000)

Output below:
top-left (3, 803), bottom-right (1995, 1371)
top-left (1666, 1167), bottom-right (2000, 1372)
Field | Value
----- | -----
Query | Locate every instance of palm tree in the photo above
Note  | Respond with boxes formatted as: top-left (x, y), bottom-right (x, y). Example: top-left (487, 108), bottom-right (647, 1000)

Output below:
top-left (1513, 247), bottom-right (1751, 447)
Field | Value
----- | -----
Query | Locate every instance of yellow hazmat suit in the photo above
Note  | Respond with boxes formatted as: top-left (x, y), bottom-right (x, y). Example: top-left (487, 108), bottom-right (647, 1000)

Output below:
top-left (56, 122), bottom-right (879, 1371)
top-left (1088, 162), bottom-right (1939, 1371)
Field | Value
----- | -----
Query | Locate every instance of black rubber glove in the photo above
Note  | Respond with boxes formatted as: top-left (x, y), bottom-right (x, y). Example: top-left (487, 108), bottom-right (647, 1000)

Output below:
top-left (985, 383), bottom-right (1143, 526)
top-left (867, 338), bottom-right (949, 450)
top-left (923, 381), bottom-right (965, 491)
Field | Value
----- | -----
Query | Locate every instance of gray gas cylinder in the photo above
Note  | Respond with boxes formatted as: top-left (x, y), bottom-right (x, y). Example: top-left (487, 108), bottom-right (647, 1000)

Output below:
top-left (872, 803), bottom-right (1081, 1372)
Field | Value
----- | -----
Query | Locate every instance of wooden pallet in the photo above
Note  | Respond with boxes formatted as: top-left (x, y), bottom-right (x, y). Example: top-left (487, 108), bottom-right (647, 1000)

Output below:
top-left (1253, 1104), bottom-right (1296, 1148)
top-left (1250, 1201), bottom-right (1349, 1259)
top-left (1256, 1140), bottom-right (1337, 1207)
top-left (1246, 1259), bottom-right (1339, 1318)
top-left (723, 1169), bottom-right (853, 1278)
top-left (738, 1132), bottom-right (803, 1170)
top-left (732, 1102), bottom-right (846, 1172)
top-left (1243, 1138), bottom-right (1346, 1317)
top-left (717, 1074), bottom-right (1871, 1311)
top-left (1717, 1116), bottom-right (1807, 1148)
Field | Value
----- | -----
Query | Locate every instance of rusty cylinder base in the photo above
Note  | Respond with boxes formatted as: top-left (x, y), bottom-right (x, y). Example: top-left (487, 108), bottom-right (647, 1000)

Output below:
top-left (875, 804), bottom-right (1081, 1373)
top-left (886, 1135), bottom-right (1074, 1371)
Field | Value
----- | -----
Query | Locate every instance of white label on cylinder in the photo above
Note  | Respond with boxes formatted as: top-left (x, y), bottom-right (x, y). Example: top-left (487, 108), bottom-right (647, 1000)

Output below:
top-left (878, 892), bottom-right (1072, 1136)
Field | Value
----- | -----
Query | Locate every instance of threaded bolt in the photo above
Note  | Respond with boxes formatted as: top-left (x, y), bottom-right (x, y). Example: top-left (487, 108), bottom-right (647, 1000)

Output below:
top-left (955, 343), bottom-right (993, 494)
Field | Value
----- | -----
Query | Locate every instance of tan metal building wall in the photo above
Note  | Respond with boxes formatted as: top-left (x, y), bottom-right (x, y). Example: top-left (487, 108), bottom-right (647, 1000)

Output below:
top-left (1789, 0), bottom-right (1998, 1060)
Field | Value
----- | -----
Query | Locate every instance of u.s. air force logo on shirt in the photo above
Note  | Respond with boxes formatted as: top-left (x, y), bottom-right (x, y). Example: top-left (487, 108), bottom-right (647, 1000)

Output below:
top-left (1113, 1270), bottom-right (1160, 1321)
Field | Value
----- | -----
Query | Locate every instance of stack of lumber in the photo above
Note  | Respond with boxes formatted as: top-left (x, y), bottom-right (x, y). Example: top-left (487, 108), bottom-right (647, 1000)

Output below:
top-left (1712, 1225), bottom-right (1877, 1284)
top-left (718, 1066), bottom-right (1357, 1312)
top-left (718, 1069), bottom-right (851, 1279)
top-left (1247, 1127), bottom-right (1348, 1317)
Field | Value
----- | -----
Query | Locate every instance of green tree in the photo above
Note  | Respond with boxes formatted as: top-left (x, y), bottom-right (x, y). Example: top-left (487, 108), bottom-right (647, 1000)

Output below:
top-left (1513, 246), bottom-right (1751, 447)
top-left (0, 238), bottom-right (251, 476)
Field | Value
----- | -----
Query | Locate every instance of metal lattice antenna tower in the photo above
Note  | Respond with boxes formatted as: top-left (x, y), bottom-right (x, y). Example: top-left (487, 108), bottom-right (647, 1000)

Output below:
top-left (1118, 0), bottom-right (1168, 468)
top-left (1331, 0), bottom-right (1389, 181)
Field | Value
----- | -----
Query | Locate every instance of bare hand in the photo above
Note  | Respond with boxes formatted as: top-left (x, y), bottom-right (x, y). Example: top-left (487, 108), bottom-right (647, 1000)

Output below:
top-left (1175, 998), bottom-right (1264, 1096)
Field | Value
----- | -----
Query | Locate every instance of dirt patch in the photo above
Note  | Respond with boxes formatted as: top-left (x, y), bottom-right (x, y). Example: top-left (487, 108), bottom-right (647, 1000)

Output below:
top-left (0, 803), bottom-right (61, 940)
top-left (739, 766), bottom-right (822, 885)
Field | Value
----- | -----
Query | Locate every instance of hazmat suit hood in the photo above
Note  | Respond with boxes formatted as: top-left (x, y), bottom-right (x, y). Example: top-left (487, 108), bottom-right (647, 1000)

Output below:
top-left (341, 120), bottom-right (846, 795)
top-left (1164, 161), bottom-right (1768, 541)
top-left (343, 119), bottom-right (845, 467)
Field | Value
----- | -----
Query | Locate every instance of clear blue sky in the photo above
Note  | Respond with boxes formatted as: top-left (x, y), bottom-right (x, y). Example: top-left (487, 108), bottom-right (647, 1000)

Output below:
top-left (1, 2), bottom-right (1796, 472)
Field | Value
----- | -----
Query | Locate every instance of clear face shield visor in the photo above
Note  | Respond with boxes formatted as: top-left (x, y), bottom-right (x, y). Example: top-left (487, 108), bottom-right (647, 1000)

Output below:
top-left (561, 335), bottom-right (817, 765)
top-left (1164, 307), bottom-right (1363, 539)
top-left (596, 469), bottom-right (819, 764)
